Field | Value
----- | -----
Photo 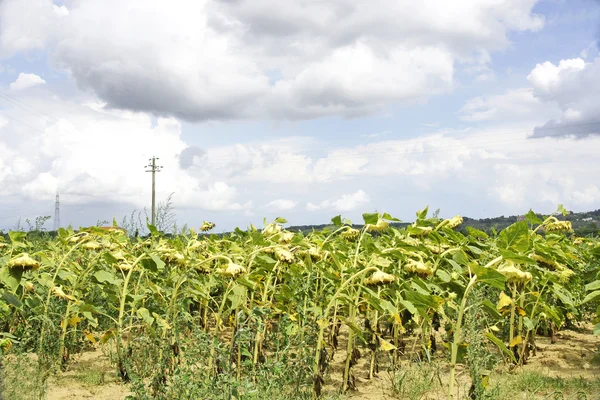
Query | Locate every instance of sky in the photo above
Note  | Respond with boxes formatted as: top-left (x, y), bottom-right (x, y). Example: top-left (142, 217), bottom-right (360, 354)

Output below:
top-left (1, 0), bottom-right (600, 232)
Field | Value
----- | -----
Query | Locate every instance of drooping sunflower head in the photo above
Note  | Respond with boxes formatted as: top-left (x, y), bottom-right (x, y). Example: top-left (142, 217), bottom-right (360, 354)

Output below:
top-left (7, 253), bottom-right (40, 271)
top-left (341, 228), bottom-right (360, 241)
top-left (445, 215), bottom-right (463, 229)
top-left (497, 262), bottom-right (532, 284)
top-left (366, 220), bottom-right (389, 232)
top-left (275, 247), bottom-right (294, 263)
top-left (279, 231), bottom-right (295, 244)
top-left (200, 221), bottom-right (216, 232)
top-left (365, 269), bottom-right (396, 286)
top-left (545, 220), bottom-right (573, 233)
top-left (404, 259), bottom-right (434, 277)
top-left (221, 262), bottom-right (246, 277)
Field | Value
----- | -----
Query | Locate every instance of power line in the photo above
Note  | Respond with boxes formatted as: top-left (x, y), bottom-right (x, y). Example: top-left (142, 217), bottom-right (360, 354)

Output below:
top-left (0, 110), bottom-right (47, 134)
top-left (0, 89), bottom-right (60, 124)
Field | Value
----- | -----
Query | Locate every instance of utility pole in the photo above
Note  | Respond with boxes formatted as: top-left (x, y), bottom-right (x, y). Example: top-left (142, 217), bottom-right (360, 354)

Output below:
top-left (145, 157), bottom-right (162, 226)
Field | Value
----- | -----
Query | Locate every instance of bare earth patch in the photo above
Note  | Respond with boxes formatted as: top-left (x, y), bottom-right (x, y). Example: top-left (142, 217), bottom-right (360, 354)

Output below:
top-left (43, 325), bottom-right (600, 400)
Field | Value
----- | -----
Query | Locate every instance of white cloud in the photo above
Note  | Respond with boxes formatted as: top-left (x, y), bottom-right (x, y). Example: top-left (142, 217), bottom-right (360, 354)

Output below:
top-left (0, 92), bottom-right (250, 214)
top-left (307, 190), bottom-right (370, 212)
top-left (526, 56), bottom-right (600, 137)
top-left (0, 0), bottom-right (68, 57)
top-left (9, 72), bottom-right (46, 91)
top-left (459, 88), bottom-right (561, 122)
top-left (527, 58), bottom-right (586, 95)
top-left (266, 199), bottom-right (297, 211)
top-left (0, 0), bottom-right (544, 120)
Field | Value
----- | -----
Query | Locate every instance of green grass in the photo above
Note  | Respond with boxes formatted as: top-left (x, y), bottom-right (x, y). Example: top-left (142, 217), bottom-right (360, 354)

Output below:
top-left (1, 354), bottom-right (45, 400)
top-left (490, 371), bottom-right (600, 400)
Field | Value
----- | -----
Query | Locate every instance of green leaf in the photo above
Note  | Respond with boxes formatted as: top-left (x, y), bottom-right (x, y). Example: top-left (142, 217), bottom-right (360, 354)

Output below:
top-left (103, 252), bottom-right (119, 265)
top-left (484, 332), bottom-right (517, 363)
top-left (236, 276), bottom-right (257, 290)
top-left (480, 299), bottom-right (502, 320)
top-left (2, 291), bottom-right (22, 308)
top-left (257, 254), bottom-right (277, 265)
top-left (416, 207), bottom-right (429, 220)
top-left (229, 285), bottom-right (247, 310)
top-left (466, 245), bottom-right (483, 255)
top-left (497, 222), bottom-right (531, 254)
top-left (551, 284), bottom-right (576, 312)
top-left (523, 317), bottom-right (535, 332)
top-left (93, 270), bottom-right (122, 286)
top-left (150, 254), bottom-right (165, 271)
top-left (500, 250), bottom-right (537, 266)
top-left (382, 213), bottom-right (401, 222)
top-left (331, 215), bottom-right (342, 227)
top-left (137, 308), bottom-right (155, 326)
top-left (524, 210), bottom-right (542, 225)
top-left (8, 231), bottom-right (27, 248)
top-left (399, 299), bottom-right (417, 315)
top-left (452, 250), bottom-right (470, 266)
top-left (436, 269), bottom-right (451, 283)
top-left (274, 217), bottom-right (288, 224)
top-left (585, 280), bottom-right (600, 292)
top-left (594, 323), bottom-right (600, 336)
top-left (340, 317), bottom-right (365, 342)
top-left (0, 267), bottom-right (23, 292)
top-left (466, 227), bottom-right (488, 239)
top-left (140, 254), bottom-right (165, 272)
top-left (471, 264), bottom-right (506, 290)
top-left (582, 290), bottom-right (600, 305)
top-left (147, 223), bottom-right (159, 236)
top-left (404, 290), bottom-right (443, 312)
top-left (556, 204), bottom-right (568, 216)
top-left (82, 311), bottom-right (98, 328)
top-left (362, 213), bottom-right (379, 225)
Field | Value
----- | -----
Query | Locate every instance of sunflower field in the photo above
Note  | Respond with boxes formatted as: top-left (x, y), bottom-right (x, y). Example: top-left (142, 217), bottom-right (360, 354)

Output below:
top-left (1, 206), bottom-right (599, 399)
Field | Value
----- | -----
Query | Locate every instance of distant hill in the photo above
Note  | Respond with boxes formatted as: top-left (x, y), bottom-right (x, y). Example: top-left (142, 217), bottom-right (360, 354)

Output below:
top-left (286, 209), bottom-right (600, 237)
top-left (2, 209), bottom-right (599, 239)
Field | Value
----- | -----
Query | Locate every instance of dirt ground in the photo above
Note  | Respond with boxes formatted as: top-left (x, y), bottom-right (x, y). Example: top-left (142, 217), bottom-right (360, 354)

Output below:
top-left (45, 325), bottom-right (600, 400)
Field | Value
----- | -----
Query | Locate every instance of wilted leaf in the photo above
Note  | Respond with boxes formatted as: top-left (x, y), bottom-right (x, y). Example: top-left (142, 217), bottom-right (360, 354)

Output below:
top-left (84, 331), bottom-right (96, 345)
top-left (378, 337), bottom-right (396, 351)
top-left (509, 335), bottom-right (523, 347)
top-left (496, 292), bottom-right (512, 311)
top-left (100, 329), bottom-right (116, 344)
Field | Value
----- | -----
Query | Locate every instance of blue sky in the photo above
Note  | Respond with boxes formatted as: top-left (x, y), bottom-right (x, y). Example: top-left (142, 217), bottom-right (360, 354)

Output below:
top-left (1, 0), bottom-right (600, 232)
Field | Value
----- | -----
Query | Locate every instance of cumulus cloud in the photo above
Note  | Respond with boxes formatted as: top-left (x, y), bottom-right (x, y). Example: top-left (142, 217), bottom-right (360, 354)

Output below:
top-left (527, 57), bottom-right (600, 138)
top-left (2, 85), bottom-right (600, 228)
top-left (307, 190), bottom-right (370, 212)
top-left (0, 0), bottom-right (544, 121)
top-left (459, 88), bottom-right (561, 122)
top-left (0, 91), bottom-right (250, 215)
top-left (179, 146), bottom-right (206, 170)
top-left (9, 72), bottom-right (46, 91)
top-left (266, 199), bottom-right (297, 211)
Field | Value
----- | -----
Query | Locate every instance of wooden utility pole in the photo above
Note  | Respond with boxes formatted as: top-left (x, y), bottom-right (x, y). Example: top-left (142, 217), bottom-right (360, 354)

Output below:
top-left (145, 157), bottom-right (162, 226)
